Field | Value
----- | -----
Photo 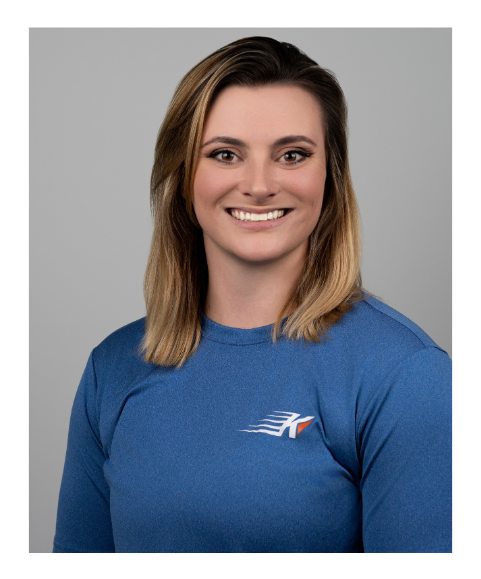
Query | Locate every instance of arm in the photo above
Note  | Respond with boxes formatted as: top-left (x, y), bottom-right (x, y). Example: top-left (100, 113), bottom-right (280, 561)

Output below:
top-left (358, 347), bottom-right (452, 552)
top-left (53, 351), bottom-right (115, 553)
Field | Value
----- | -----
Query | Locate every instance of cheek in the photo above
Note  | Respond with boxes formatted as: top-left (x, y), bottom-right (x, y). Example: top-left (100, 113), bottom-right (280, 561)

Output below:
top-left (193, 165), bottom-right (234, 208)
top-left (281, 168), bottom-right (325, 209)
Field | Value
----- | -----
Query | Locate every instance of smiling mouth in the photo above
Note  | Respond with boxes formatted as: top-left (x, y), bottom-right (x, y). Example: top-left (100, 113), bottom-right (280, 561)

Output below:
top-left (228, 208), bottom-right (291, 222)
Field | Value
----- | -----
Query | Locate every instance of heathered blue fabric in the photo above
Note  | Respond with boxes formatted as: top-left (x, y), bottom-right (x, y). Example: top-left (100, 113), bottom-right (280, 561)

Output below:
top-left (53, 297), bottom-right (452, 553)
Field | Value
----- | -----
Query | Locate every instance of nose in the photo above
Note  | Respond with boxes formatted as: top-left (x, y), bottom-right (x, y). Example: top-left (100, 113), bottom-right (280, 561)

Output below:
top-left (239, 158), bottom-right (279, 202)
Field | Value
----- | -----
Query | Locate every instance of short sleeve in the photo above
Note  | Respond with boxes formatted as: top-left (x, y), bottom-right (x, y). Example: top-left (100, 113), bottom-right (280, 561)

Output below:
top-left (53, 351), bottom-right (115, 553)
top-left (358, 347), bottom-right (452, 553)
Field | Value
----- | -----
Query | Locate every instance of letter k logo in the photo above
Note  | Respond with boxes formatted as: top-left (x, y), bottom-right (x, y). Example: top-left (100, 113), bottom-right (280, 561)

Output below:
top-left (240, 411), bottom-right (315, 439)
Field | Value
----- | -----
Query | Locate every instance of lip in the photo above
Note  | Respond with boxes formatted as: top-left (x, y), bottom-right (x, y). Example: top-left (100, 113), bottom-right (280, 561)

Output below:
top-left (227, 207), bottom-right (291, 214)
top-left (225, 207), bottom-right (293, 229)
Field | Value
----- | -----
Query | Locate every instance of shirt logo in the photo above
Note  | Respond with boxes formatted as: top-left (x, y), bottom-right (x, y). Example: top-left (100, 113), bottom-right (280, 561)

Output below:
top-left (240, 411), bottom-right (315, 439)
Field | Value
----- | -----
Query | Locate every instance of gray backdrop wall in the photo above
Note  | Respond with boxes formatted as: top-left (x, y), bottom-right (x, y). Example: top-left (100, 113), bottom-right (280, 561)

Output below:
top-left (30, 28), bottom-right (451, 553)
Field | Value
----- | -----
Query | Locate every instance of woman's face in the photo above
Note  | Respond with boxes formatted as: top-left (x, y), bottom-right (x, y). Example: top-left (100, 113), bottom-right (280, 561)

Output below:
top-left (193, 84), bottom-right (327, 266)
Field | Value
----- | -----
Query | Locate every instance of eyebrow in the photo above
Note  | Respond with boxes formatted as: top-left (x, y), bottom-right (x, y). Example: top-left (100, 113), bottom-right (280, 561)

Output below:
top-left (200, 135), bottom-right (317, 149)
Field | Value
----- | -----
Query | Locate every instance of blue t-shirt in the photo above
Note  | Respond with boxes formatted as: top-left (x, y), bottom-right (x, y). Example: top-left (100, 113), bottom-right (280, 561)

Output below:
top-left (53, 297), bottom-right (452, 553)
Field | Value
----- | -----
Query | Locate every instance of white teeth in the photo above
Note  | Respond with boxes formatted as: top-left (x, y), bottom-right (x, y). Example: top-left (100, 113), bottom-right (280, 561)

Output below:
top-left (230, 209), bottom-right (287, 222)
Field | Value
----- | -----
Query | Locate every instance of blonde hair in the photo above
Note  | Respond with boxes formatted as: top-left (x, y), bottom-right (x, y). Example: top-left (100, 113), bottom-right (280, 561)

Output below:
top-left (141, 36), bottom-right (365, 367)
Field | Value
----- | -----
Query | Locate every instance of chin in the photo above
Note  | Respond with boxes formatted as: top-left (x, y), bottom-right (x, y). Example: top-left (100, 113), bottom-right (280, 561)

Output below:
top-left (230, 246), bottom-right (292, 264)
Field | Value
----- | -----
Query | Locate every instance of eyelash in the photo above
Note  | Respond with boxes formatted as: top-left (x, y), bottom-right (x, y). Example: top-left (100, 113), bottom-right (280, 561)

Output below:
top-left (208, 149), bottom-right (312, 165)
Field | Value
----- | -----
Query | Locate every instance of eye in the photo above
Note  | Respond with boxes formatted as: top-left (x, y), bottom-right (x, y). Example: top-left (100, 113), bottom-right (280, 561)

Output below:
top-left (220, 151), bottom-right (235, 162)
top-left (281, 150), bottom-right (311, 164)
top-left (209, 149), bottom-right (238, 164)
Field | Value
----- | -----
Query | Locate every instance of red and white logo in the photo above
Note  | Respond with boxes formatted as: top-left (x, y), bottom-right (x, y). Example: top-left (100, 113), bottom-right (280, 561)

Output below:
top-left (240, 411), bottom-right (314, 439)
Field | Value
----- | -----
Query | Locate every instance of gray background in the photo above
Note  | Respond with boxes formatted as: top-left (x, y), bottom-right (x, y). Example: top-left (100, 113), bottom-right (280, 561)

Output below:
top-left (30, 28), bottom-right (451, 553)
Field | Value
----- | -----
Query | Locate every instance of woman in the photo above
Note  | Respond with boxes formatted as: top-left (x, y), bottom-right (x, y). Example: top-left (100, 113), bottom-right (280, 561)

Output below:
top-left (53, 36), bottom-right (451, 553)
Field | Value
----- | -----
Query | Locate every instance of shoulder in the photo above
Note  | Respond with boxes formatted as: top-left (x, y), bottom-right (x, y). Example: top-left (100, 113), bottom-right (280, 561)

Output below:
top-left (312, 296), bottom-right (451, 402)
top-left (328, 298), bottom-right (451, 449)
top-left (331, 295), bottom-right (448, 359)
top-left (89, 316), bottom-right (156, 397)
top-left (357, 296), bottom-right (442, 350)
top-left (92, 316), bottom-right (147, 364)
top-left (82, 317), bottom-right (159, 454)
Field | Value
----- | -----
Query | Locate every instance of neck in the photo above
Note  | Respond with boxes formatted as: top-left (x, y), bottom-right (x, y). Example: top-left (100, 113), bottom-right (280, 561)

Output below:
top-left (203, 239), bottom-right (307, 329)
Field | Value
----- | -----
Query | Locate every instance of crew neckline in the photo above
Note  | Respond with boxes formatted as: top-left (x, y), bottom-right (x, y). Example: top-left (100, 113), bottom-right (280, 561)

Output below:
top-left (201, 314), bottom-right (280, 345)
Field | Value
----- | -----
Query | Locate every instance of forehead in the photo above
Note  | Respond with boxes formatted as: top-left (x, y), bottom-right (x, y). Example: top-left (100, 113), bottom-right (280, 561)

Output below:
top-left (202, 84), bottom-right (324, 142)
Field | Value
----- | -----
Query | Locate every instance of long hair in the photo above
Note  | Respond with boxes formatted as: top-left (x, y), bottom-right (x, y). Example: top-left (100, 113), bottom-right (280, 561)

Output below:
top-left (141, 36), bottom-right (365, 367)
